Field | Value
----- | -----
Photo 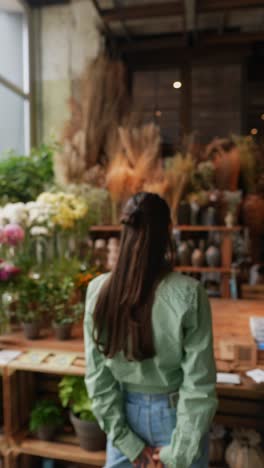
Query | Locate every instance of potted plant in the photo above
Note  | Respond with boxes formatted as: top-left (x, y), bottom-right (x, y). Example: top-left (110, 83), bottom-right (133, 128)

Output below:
top-left (59, 376), bottom-right (106, 451)
top-left (43, 274), bottom-right (83, 341)
top-left (29, 400), bottom-right (64, 441)
top-left (16, 275), bottom-right (46, 339)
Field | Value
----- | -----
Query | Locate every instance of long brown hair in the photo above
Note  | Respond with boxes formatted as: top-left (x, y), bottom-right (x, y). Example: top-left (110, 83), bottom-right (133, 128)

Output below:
top-left (92, 192), bottom-right (173, 361)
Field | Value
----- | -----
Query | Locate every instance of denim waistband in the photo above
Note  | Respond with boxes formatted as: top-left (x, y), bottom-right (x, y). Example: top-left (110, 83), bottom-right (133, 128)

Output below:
top-left (124, 390), bottom-right (179, 408)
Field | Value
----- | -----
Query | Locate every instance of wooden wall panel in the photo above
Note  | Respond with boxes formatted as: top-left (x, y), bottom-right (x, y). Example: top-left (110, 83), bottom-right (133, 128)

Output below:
top-left (191, 64), bottom-right (242, 142)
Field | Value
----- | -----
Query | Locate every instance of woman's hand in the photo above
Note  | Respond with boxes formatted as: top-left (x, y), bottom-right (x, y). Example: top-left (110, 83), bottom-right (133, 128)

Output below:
top-left (133, 447), bottom-right (163, 467)
top-left (152, 447), bottom-right (162, 462)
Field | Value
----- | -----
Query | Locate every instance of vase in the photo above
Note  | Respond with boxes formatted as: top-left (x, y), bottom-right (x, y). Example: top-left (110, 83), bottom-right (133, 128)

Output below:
top-left (205, 246), bottom-right (221, 267)
top-left (178, 242), bottom-right (191, 266)
top-left (191, 249), bottom-right (205, 267)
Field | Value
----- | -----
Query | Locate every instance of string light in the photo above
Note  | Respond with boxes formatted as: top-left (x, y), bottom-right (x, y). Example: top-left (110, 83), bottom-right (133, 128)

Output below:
top-left (250, 128), bottom-right (258, 135)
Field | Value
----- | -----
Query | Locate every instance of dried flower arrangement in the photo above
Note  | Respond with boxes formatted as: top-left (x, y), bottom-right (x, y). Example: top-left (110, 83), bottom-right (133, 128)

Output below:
top-left (54, 54), bottom-right (130, 187)
top-left (106, 122), bottom-right (162, 203)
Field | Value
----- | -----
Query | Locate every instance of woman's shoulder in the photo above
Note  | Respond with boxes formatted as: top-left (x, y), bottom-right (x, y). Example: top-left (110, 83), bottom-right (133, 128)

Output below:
top-left (87, 272), bottom-right (111, 296)
top-left (158, 271), bottom-right (201, 306)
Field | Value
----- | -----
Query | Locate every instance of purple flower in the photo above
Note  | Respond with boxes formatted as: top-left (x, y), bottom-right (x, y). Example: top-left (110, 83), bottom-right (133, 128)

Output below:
top-left (4, 224), bottom-right (25, 246)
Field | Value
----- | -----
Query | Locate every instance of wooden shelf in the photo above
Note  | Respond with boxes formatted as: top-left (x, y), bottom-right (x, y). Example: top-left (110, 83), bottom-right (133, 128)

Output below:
top-left (13, 434), bottom-right (105, 466)
top-left (90, 224), bottom-right (241, 233)
top-left (174, 266), bottom-right (232, 273)
top-left (7, 350), bottom-right (85, 376)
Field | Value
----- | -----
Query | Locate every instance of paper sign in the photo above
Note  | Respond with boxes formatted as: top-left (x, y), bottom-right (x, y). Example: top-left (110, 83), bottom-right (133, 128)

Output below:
top-left (47, 353), bottom-right (77, 369)
top-left (217, 373), bottom-right (241, 385)
top-left (246, 369), bottom-right (264, 384)
top-left (19, 351), bottom-right (50, 365)
top-left (0, 350), bottom-right (22, 365)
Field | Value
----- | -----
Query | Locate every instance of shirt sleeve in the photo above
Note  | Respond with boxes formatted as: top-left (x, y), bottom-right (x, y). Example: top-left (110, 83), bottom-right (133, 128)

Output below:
top-left (160, 283), bottom-right (218, 468)
top-left (83, 279), bottom-right (145, 462)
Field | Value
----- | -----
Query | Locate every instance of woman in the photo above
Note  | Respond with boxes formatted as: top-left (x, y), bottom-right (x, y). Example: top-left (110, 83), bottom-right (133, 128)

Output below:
top-left (84, 192), bottom-right (217, 468)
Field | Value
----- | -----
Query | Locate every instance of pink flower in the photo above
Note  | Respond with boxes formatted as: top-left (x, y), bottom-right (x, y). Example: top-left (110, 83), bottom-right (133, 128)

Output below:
top-left (0, 262), bottom-right (21, 281)
top-left (4, 224), bottom-right (25, 246)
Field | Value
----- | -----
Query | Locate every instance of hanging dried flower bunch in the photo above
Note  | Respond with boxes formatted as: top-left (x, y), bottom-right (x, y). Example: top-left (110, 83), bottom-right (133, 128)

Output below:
top-left (54, 54), bottom-right (130, 186)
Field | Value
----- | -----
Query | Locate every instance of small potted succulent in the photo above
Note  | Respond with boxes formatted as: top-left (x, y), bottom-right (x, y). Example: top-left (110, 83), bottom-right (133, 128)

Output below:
top-left (29, 400), bottom-right (64, 441)
top-left (59, 376), bottom-right (106, 451)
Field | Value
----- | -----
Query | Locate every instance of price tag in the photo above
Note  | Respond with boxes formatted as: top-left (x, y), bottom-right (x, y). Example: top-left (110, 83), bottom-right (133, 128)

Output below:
top-left (19, 351), bottom-right (50, 365)
top-left (47, 353), bottom-right (77, 369)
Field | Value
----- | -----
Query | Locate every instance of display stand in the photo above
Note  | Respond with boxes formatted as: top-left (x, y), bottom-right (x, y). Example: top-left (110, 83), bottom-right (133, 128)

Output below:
top-left (90, 225), bottom-right (241, 298)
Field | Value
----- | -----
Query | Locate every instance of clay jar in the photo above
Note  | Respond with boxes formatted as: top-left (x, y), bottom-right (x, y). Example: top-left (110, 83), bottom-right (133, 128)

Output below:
top-left (205, 245), bottom-right (221, 267)
top-left (178, 242), bottom-right (191, 266)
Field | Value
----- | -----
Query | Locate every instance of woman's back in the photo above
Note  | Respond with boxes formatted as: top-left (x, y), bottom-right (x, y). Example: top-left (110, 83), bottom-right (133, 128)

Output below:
top-left (85, 271), bottom-right (215, 395)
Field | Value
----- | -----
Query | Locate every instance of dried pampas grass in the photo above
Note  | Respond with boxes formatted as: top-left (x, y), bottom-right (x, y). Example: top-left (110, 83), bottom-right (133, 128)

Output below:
top-left (106, 123), bottom-right (162, 202)
top-left (55, 54), bottom-right (130, 186)
top-left (164, 153), bottom-right (194, 223)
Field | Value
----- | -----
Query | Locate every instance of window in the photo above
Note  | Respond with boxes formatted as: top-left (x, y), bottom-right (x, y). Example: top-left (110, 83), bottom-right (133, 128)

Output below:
top-left (0, 0), bottom-right (30, 156)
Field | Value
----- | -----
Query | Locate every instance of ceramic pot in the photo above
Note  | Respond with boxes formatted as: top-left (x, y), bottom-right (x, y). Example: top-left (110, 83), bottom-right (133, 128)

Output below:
top-left (22, 322), bottom-right (40, 340)
top-left (205, 246), bottom-right (221, 267)
top-left (53, 322), bottom-right (72, 341)
top-left (191, 249), bottom-right (205, 267)
top-left (36, 424), bottom-right (57, 441)
top-left (70, 412), bottom-right (106, 452)
top-left (178, 242), bottom-right (191, 266)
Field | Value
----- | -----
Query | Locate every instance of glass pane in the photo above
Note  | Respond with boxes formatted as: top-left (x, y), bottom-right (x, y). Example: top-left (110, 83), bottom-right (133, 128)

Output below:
top-left (0, 83), bottom-right (25, 156)
top-left (0, 4), bottom-right (27, 90)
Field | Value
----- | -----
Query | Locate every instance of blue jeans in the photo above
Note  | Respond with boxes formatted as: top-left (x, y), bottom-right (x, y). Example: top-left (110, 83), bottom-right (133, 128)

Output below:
top-left (105, 391), bottom-right (209, 468)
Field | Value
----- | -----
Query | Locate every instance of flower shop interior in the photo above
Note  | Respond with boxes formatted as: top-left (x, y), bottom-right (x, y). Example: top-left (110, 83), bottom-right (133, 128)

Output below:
top-left (0, 0), bottom-right (264, 467)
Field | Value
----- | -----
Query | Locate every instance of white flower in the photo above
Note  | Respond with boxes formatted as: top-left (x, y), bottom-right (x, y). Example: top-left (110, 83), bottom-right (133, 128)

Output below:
top-left (2, 203), bottom-right (28, 225)
top-left (26, 201), bottom-right (55, 227)
top-left (30, 226), bottom-right (50, 236)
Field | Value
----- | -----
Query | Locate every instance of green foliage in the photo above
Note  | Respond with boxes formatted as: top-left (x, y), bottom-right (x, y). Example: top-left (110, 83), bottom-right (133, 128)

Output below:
top-left (29, 400), bottom-right (64, 432)
top-left (0, 143), bottom-right (55, 204)
top-left (39, 259), bottom-right (84, 325)
top-left (58, 376), bottom-right (96, 422)
top-left (15, 275), bottom-right (47, 323)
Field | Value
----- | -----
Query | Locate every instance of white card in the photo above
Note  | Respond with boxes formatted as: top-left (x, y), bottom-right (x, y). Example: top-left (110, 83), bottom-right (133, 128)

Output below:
top-left (246, 369), bottom-right (264, 384)
top-left (217, 373), bottom-right (241, 385)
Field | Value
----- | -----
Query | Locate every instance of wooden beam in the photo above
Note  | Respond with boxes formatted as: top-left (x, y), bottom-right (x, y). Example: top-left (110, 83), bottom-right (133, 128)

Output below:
top-left (118, 32), bottom-right (264, 53)
top-left (100, 0), bottom-right (264, 23)
top-left (200, 0), bottom-right (264, 12)
top-left (101, 2), bottom-right (183, 22)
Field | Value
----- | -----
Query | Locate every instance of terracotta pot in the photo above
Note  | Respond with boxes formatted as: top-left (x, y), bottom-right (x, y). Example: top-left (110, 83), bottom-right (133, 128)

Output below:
top-left (22, 322), bottom-right (40, 340)
top-left (36, 424), bottom-right (57, 441)
top-left (53, 323), bottom-right (72, 341)
top-left (70, 412), bottom-right (106, 452)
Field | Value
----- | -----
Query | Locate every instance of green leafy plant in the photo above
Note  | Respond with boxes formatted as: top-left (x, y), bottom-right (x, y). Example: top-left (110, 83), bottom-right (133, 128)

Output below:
top-left (15, 275), bottom-right (47, 323)
top-left (0, 143), bottom-right (55, 204)
top-left (58, 376), bottom-right (96, 421)
top-left (29, 400), bottom-right (64, 432)
top-left (42, 269), bottom-right (83, 325)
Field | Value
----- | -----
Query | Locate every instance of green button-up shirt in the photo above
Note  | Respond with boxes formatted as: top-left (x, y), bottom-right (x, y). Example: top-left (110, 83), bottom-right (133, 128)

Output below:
top-left (84, 272), bottom-right (217, 468)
